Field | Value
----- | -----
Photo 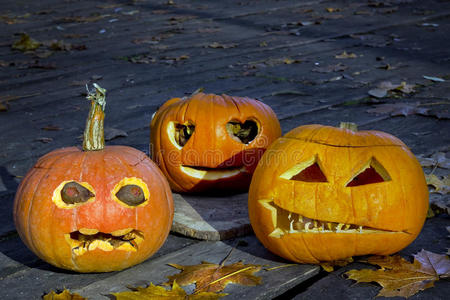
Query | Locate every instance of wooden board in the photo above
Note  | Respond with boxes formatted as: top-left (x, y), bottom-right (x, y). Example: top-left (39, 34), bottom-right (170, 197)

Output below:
top-left (75, 235), bottom-right (320, 299)
top-left (171, 192), bottom-right (252, 240)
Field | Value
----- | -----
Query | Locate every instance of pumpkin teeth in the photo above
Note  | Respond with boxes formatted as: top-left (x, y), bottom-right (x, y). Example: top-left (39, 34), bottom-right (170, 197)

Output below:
top-left (65, 229), bottom-right (144, 255)
top-left (260, 200), bottom-right (399, 238)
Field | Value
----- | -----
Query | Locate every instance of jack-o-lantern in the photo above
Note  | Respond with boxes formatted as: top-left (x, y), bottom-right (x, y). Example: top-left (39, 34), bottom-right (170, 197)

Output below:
top-left (248, 123), bottom-right (428, 263)
top-left (150, 92), bottom-right (281, 193)
top-left (13, 84), bottom-right (174, 272)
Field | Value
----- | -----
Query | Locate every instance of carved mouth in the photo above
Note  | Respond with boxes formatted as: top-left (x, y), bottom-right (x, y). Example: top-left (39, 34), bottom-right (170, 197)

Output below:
top-left (180, 165), bottom-right (245, 180)
top-left (259, 200), bottom-right (403, 238)
top-left (65, 228), bottom-right (144, 256)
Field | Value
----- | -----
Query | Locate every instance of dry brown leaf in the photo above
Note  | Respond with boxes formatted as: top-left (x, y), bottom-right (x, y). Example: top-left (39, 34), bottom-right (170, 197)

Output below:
top-left (43, 289), bottom-right (86, 300)
top-left (166, 261), bottom-right (262, 293)
top-left (320, 257), bottom-right (353, 272)
top-left (346, 250), bottom-right (450, 298)
top-left (368, 81), bottom-right (416, 98)
top-left (418, 152), bottom-right (450, 169)
top-left (283, 58), bottom-right (302, 64)
top-left (335, 51), bottom-right (357, 59)
top-left (366, 103), bottom-right (429, 117)
top-left (12, 33), bottom-right (41, 51)
top-left (425, 174), bottom-right (450, 194)
top-left (326, 7), bottom-right (341, 12)
top-left (208, 42), bottom-right (237, 49)
top-left (312, 63), bottom-right (348, 73)
top-left (112, 281), bottom-right (225, 300)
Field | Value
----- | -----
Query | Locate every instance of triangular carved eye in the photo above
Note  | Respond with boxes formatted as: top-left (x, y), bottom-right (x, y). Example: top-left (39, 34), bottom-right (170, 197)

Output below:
top-left (280, 156), bottom-right (327, 182)
top-left (346, 158), bottom-right (391, 187)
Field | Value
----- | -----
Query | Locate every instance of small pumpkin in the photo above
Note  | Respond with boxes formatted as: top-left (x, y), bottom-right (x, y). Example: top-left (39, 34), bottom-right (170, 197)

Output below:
top-left (13, 84), bottom-right (174, 272)
top-left (248, 123), bottom-right (428, 263)
top-left (150, 92), bottom-right (281, 193)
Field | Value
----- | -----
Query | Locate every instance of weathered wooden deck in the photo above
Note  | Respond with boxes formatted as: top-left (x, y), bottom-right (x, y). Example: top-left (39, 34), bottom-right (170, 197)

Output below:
top-left (0, 0), bottom-right (449, 299)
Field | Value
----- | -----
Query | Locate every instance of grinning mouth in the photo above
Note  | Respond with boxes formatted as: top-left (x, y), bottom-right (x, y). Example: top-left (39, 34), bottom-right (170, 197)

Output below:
top-left (180, 165), bottom-right (245, 180)
top-left (65, 228), bottom-right (144, 256)
top-left (259, 200), bottom-right (403, 238)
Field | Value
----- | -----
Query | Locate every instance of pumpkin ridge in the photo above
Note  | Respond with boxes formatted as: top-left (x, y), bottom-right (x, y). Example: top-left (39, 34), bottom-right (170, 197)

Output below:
top-left (30, 151), bottom-right (75, 264)
top-left (280, 137), bottom-right (406, 148)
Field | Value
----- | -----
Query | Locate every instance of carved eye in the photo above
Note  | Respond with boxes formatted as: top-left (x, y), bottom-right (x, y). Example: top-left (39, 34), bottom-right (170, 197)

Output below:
top-left (280, 156), bottom-right (327, 182)
top-left (346, 158), bottom-right (391, 187)
top-left (226, 120), bottom-right (259, 144)
top-left (168, 122), bottom-right (195, 148)
top-left (115, 185), bottom-right (146, 206)
top-left (112, 177), bottom-right (150, 208)
top-left (61, 181), bottom-right (95, 205)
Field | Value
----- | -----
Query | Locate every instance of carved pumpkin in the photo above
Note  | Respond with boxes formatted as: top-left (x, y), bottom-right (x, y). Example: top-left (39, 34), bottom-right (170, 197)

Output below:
top-left (13, 84), bottom-right (174, 272)
top-left (248, 123), bottom-right (428, 263)
top-left (150, 92), bottom-right (281, 193)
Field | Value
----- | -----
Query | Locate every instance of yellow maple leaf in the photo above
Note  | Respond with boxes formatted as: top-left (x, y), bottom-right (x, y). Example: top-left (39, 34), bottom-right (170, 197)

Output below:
top-left (426, 173), bottom-right (450, 194)
top-left (345, 250), bottom-right (450, 298)
top-left (166, 261), bottom-right (262, 293)
top-left (112, 281), bottom-right (225, 300)
top-left (43, 289), bottom-right (86, 300)
top-left (320, 257), bottom-right (353, 272)
top-left (335, 51), bottom-right (357, 59)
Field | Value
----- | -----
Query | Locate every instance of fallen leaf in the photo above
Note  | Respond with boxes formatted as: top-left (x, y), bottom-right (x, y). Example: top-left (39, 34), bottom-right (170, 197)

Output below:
top-left (346, 250), bottom-right (450, 298)
top-left (35, 137), bottom-right (53, 143)
top-left (57, 15), bottom-right (109, 23)
top-left (320, 257), bottom-right (353, 272)
top-left (326, 7), bottom-right (341, 12)
top-left (335, 51), bottom-right (357, 59)
top-left (297, 21), bottom-right (314, 26)
top-left (197, 28), bottom-right (221, 34)
top-left (429, 194), bottom-right (449, 215)
top-left (368, 81), bottom-right (416, 98)
top-left (418, 152), bottom-right (450, 169)
top-left (104, 127), bottom-right (128, 141)
top-left (112, 281), bottom-right (225, 300)
top-left (425, 174), bottom-right (450, 194)
top-left (161, 55), bottom-right (190, 64)
top-left (366, 103), bottom-right (429, 117)
top-left (312, 63), bottom-right (348, 73)
top-left (12, 33), bottom-right (41, 51)
top-left (41, 125), bottom-right (62, 131)
top-left (368, 88), bottom-right (388, 98)
top-left (122, 10), bottom-right (140, 16)
top-left (208, 42), bottom-right (238, 49)
top-left (166, 261), bottom-right (262, 293)
top-left (43, 289), bottom-right (86, 299)
top-left (283, 58), bottom-right (302, 64)
top-left (423, 75), bottom-right (445, 82)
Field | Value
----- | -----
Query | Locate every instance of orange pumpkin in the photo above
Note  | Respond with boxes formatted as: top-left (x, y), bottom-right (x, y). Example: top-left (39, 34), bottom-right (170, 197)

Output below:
top-left (150, 92), bottom-right (281, 193)
top-left (248, 123), bottom-right (428, 263)
top-left (13, 84), bottom-right (174, 272)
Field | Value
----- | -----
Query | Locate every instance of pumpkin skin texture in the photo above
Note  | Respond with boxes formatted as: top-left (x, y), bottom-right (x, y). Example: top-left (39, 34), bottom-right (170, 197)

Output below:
top-left (150, 92), bottom-right (281, 193)
top-left (13, 85), bottom-right (173, 272)
top-left (248, 124), bottom-right (428, 264)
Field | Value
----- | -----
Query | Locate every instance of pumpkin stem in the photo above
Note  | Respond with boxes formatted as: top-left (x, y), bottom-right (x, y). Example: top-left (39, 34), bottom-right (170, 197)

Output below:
top-left (83, 83), bottom-right (106, 151)
top-left (339, 122), bottom-right (358, 132)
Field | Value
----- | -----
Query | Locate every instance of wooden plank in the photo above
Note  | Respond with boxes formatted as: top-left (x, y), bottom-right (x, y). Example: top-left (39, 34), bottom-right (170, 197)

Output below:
top-left (0, 234), bottom-right (198, 299)
top-left (75, 235), bottom-right (320, 299)
top-left (172, 192), bottom-right (251, 240)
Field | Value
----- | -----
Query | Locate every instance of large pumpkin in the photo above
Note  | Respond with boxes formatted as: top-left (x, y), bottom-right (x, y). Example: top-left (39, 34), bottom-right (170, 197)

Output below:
top-left (13, 84), bottom-right (174, 272)
top-left (248, 123), bottom-right (428, 263)
top-left (150, 92), bottom-right (281, 193)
